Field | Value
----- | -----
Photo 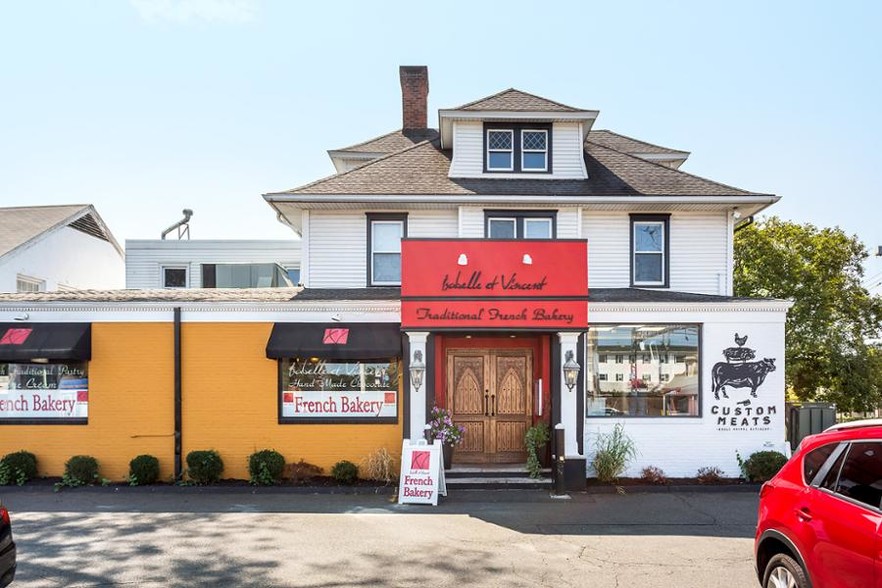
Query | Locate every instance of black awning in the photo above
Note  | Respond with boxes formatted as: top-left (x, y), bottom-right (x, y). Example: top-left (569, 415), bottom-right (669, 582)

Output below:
top-left (266, 322), bottom-right (401, 361)
top-left (0, 323), bottom-right (91, 362)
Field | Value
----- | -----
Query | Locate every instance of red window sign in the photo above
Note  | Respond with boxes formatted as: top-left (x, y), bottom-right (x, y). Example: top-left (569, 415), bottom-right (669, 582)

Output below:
top-left (322, 328), bottom-right (350, 345)
top-left (0, 328), bottom-right (32, 345)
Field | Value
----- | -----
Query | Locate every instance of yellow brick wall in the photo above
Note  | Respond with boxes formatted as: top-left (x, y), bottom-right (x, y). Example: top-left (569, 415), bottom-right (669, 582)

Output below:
top-left (182, 323), bottom-right (403, 479)
top-left (1, 321), bottom-right (403, 482)
top-left (0, 323), bottom-right (175, 480)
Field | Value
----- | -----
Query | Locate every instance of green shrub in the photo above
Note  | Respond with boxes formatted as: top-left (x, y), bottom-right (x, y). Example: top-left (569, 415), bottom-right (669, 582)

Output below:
top-left (525, 423), bottom-right (550, 479)
top-left (186, 450), bottom-right (224, 484)
top-left (331, 460), bottom-right (358, 485)
top-left (738, 450), bottom-right (788, 482)
top-left (129, 454), bottom-right (160, 486)
top-left (592, 424), bottom-right (638, 483)
top-left (248, 449), bottom-right (285, 486)
top-left (0, 450), bottom-right (37, 486)
top-left (56, 455), bottom-right (100, 489)
top-left (696, 466), bottom-right (724, 484)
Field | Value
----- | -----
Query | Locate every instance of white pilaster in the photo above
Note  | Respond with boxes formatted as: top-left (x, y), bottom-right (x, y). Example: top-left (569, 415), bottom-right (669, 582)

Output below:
top-left (406, 331), bottom-right (429, 440)
top-left (557, 332), bottom-right (582, 457)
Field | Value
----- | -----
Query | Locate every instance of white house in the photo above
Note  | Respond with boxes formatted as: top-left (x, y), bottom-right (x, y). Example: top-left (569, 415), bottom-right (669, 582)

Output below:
top-left (263, 66), bottom-right (791, 484)
top-left (0, 204), bottom-right (123, 293)
top-left (125, 239), bottom-right (301, 289)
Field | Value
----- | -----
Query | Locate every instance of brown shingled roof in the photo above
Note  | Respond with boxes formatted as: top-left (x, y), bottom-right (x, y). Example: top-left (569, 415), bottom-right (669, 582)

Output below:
top-left (452, 88), bottom-right (583, 112)
top-left (334, 129), bottom-right (439, 153)
top-left (275, 138), bottom-right (761, 197)
top-left (0, 288), bottom-right (304, 303)
top-left (587, 130), bottom-right (689, 156)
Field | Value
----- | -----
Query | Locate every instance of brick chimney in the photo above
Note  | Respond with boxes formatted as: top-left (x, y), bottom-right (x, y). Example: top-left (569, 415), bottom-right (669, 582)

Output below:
top-left (400, 66), bottom-right (428, 130)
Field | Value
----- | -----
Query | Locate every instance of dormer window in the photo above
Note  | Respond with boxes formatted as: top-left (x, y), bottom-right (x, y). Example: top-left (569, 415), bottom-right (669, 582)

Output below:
top-left (484, 123), bottom-right (552, 173)
top-left (521, 130), bottom-right (548, 171)
top-left (487, 130), bottom-right (514, 171)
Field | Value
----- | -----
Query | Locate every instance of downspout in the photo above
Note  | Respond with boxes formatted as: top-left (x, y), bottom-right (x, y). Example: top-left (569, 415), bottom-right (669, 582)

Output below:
top-left (174, 307), bottom-right (182, 480)
top-left (734, 216), bottom-right (754, 233)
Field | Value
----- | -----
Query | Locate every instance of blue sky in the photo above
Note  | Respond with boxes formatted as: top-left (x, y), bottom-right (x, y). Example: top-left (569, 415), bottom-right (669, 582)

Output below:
top-left (1, 0), bottom-right (880, 290)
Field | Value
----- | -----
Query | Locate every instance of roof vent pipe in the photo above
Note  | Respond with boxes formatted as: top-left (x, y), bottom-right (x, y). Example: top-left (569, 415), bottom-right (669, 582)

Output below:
top-left (161, 209), bottom-right (193, 240)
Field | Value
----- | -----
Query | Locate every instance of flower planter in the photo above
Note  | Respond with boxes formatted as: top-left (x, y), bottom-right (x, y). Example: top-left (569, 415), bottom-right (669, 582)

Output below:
top-left (442, 444), bottom-right (454, 470)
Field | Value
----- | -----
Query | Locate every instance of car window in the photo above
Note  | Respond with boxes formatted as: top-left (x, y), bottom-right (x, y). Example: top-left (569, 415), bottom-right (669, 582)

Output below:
top-left (820, 449), bottom-right (846, 492)
top-left (832, 442), bottom-right (882, 509)
top-left (804, 443), bottom-right (838, 485)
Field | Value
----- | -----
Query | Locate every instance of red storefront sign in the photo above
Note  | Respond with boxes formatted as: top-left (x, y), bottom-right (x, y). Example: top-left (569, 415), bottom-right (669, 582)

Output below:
top-left (401, 239), bottom-right (588, 329)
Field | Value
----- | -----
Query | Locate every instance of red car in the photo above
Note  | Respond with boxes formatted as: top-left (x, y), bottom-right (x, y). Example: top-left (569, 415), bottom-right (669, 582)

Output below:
top-left (755, 419), bottom-right (882, 588)
top-left (0, 503), bottom-right (14, 587)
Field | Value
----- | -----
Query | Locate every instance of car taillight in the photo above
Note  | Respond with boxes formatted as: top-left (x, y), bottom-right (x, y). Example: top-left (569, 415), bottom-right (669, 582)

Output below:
top-left (0, 506), bottom-right (9, 526)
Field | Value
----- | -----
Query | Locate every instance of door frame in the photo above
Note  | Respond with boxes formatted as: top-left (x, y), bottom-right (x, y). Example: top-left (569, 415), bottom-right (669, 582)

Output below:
top-left (434, 334), bottom-right (551, 426)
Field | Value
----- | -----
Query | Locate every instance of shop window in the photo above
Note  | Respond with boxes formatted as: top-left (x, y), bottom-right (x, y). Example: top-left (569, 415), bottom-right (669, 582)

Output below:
top-left (279, 358), bottom-right (399, 423)
top-left (586, 324), bottom-right (700, 418)
top-left (366, 213), bottom-right (407, 286)
top-left (485, 210), bottom-right (555, 239)
top-left (631, 214), bottom-right (670, 287)
top-left (0, 362), bottom-right (88, 424)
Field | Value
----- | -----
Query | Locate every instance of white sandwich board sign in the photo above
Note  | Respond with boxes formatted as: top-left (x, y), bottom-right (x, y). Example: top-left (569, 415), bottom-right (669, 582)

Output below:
top-left (397, 439), bottom-right (447, 505)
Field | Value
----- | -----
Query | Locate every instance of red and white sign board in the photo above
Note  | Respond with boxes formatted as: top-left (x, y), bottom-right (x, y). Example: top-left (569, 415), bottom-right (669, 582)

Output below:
top-left (401, 239), bottom-right (588, 330)
top-left (282, 390), bottom-right (397, 418)
top-left (398, 439), bottom-right (447, 506)
top-left (0, 389), bottom-right (88, 419)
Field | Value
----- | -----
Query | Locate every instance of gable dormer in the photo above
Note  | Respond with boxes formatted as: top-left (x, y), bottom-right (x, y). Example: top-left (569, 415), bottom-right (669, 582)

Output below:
top-left (439, 89), bottom-right (599, 180)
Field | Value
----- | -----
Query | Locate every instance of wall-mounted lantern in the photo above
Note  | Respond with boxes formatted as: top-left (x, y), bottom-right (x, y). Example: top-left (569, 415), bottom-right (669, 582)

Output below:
top-left (410, 349), bottom-right (426, 393)
top-left (562, 350), bottom-right (581, 392)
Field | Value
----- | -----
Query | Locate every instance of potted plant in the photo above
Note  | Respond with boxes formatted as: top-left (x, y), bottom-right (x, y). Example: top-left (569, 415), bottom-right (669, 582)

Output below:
top-left (525, 422), bottom-right (551, 479)
top-left (427, 405), bottom-right (465, 470)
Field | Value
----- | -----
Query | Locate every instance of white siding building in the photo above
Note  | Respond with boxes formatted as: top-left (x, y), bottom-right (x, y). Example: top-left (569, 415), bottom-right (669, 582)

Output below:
top-left (0, 205), bottom-right (123, 293)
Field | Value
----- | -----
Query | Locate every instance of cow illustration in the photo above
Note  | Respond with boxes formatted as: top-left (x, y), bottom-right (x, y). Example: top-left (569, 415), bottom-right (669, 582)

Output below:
top-left (712, 358), bottom-right (776, 400)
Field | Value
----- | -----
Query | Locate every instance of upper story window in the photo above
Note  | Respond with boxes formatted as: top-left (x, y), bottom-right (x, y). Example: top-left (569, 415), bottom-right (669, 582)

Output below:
top-left (631, 214), bottom-right (670, 288)
top-left (201, 263), bottom-right (294, 288)
top-left (485, 210), bottom-right (555, 239)
top-left (162, 266), bottom-right (188, 288)
top-left (484, 123), bottom-right (552, 174)
top-left (367, 213), bottom-right (407, 286)
top-left (16, 275), bottom-right (45, 293)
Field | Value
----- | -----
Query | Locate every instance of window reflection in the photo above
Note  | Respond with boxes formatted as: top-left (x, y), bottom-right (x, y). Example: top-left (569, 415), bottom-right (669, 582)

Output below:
top-left (586, 325), bottom-right (699, 417)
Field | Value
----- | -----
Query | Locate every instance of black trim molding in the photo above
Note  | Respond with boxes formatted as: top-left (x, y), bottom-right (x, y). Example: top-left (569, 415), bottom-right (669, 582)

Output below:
top-left (483, 209), bottom-right (558, 239)
top-left (630, 214), bottom-right (670, 288)
top-left (483, 122), bottom-right (553, 174)
top-left (366, 213), bottom-right (408, 287)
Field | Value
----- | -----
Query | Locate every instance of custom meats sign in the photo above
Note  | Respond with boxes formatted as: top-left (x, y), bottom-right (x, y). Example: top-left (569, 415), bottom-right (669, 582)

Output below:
top-left (401, 239), bottom-right (588, 329)
top-left (710, 333), bottom-right (778, 432)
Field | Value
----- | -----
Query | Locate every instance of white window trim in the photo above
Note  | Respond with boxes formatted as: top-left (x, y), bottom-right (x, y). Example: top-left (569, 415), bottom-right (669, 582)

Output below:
top-left (486, 129), bottom-right (514, 171)
top-left (16, 274), bottom-right (45, 293)
top-left (523, 217), bottom-right (553, 239)
top-left (633, 221), bottom-right (666, 286)
top-left (487, 217), bottom-right (517, 239)
top-left (520, 129), bottom-right (548, 172)
top-left (370, 220), bottom-right (404, 286)
top-left (161, 265), bottom-right (189, 289)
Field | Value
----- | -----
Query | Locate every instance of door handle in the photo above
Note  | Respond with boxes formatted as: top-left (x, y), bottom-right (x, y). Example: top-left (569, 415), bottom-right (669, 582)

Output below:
top-left (795, 507), bottom-right (812, 522)
top-left (491, 394), bottom-right (496, 416)
top-left (484, 391), bottom-right (489, 416)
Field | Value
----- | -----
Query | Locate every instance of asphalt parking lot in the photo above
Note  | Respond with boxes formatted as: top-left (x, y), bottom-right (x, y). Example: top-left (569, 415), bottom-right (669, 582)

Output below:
top-left (2, 486), bottom-right (761, 587)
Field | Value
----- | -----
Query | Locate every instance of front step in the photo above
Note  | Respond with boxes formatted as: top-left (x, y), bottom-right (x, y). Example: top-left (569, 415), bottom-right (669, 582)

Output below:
top-left (444, 465), bottom-right (552, 490)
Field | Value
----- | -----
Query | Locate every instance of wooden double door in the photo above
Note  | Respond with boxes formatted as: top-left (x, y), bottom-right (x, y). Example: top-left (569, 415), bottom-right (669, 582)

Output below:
top-left (446, 348), bottom-right (533, 464)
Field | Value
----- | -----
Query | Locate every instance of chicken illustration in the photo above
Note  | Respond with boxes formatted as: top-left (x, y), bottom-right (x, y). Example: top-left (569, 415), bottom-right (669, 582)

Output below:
top-left (734, 333), bottom-right (748, 347)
